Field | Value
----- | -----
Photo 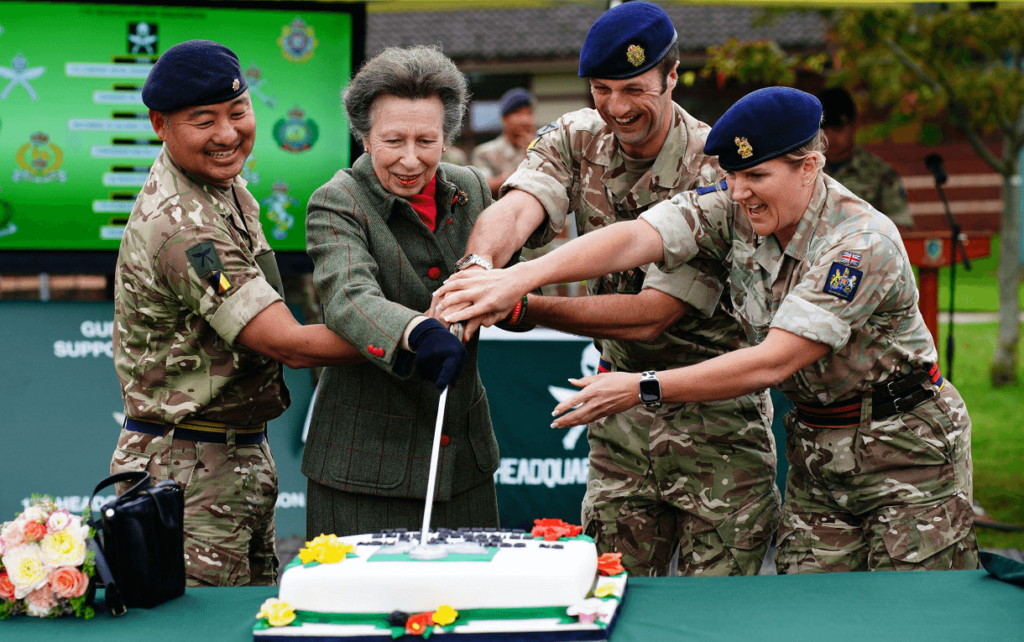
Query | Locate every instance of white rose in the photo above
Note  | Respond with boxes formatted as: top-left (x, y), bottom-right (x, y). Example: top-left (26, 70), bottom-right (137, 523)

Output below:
top-left (2, 545), bottom-right (50, 599)
top-left (40, 528), bottom-right (87, 568)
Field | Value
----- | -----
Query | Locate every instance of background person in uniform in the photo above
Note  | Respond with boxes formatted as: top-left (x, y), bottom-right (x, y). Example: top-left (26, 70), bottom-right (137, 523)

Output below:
top-left (470, 88), bottom-right (537, 198)
top-left (110, 40), bottom-right (363, 587)
top-left (302, 46), bottom-right (502, 539)
top-left (818, 87), bottom-right (914, 228)
top-left (439, 87), bottom-right (978, 574)
top-left (437, 1), bottom-right (779, 578)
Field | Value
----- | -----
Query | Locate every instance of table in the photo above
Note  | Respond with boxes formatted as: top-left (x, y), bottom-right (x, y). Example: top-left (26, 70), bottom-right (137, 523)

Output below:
top-left (6, 571), bottom-right (1020, 641)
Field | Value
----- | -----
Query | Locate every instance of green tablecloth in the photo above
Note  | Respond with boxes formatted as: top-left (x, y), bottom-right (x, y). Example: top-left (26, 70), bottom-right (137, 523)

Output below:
top-left (4, 571), bottom-right (1020, 641)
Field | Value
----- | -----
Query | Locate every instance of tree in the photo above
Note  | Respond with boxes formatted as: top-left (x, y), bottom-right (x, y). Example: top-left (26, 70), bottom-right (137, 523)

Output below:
top-left (704, 6), bottom-right (1024, 387)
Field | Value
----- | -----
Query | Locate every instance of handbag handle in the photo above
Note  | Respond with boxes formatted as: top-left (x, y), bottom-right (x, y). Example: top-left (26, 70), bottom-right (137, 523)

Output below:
top-left (88, 471), bottom-right (151, 518)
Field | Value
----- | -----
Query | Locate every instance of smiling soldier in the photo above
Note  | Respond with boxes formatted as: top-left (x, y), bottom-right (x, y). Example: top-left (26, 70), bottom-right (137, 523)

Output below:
top-left (110, 40), bottom-right (361, 587)
top-left (438, 2), bottom-right (780, 577)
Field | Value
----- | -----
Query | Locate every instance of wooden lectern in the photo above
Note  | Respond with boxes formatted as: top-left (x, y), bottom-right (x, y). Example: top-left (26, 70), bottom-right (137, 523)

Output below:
top-left (902, 231), bottom-right (993, 346)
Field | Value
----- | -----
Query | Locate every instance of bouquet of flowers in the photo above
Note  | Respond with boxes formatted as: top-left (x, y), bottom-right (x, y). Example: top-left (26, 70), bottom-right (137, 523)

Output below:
top-left (0, 496), bottom-right (96, 619)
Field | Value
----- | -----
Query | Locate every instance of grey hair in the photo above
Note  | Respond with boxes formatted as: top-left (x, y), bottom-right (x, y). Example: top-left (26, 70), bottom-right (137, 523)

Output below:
top-left (782, 129), bottom-right (827, 173)
top-left (343, 46), bottom-right (469, 147)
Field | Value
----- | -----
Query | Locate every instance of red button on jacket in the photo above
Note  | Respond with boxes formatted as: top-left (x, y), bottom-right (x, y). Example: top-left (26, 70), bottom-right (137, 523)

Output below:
top-left (440, 435), bottom-right (450, 447)
top-left (428, 267), bottom-right (442, 280)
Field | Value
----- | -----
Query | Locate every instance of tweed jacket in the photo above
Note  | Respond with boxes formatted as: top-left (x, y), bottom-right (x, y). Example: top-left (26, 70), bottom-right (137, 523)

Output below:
top-left (304, 154), bottom-right (499, 500)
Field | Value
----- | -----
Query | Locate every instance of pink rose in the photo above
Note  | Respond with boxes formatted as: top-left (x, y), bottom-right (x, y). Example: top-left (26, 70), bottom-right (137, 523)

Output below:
top-left (26, 586), bottom-right (57, 617)
top-left (23, 522), bottom-right (47, 542)
top-left (0, 571), bottom-right (15, 601)
top-left (50, 566), bottom-right (89, 599)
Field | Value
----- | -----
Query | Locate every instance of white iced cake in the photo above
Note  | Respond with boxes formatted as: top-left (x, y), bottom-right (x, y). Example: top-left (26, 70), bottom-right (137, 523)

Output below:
top-left (253, 525), bottom-right (628, 640)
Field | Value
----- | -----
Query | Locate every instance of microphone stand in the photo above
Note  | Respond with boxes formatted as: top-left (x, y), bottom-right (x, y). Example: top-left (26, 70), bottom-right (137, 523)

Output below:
top-left (926, 154), bottom-right (972, 381)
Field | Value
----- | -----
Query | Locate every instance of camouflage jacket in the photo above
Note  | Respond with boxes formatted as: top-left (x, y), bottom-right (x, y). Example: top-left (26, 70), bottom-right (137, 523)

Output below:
top-left (642, 175), bottom-right (937, 404)
top-left (826, 147), bottom-right (914, 228)
top-left (114, 146), bottom-right (288, 426)
top-left (304, 154), bottom-right (499, 500)
top-left (502, 104), bottom-right (747, 371)
top-left (470, 133), bottom-right (525, 180)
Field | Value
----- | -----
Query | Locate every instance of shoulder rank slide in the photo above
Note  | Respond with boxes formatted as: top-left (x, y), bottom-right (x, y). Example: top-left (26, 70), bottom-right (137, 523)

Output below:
top-left (695, 180), bottom-right (728, 196)
top-left (823, 262), bottom-right (862, 302)
top-left (186, 241), bottom-right (223, 278)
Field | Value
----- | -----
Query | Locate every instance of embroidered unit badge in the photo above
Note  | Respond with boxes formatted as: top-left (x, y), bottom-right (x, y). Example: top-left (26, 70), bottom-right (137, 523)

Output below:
top-left (527, 121), bottom-right (558, 151)
top-left (823, 262), bottom-right (862, 302)
top-left (626, 44), bottom-right (646, 67)
top-left (207, 270), bottom-right (232, 295)
top-left (734, 137), bottom-right (753, 159)
top-left (839, 251), bottom-right (862, 267)
top-left (186, 241), bottom-right (222, 277)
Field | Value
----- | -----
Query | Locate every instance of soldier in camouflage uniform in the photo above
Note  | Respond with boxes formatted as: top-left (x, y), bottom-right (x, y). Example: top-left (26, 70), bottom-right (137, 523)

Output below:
top-left (818, 87), bottom-right (914, 228)
top-left (438, 2), bottom-right (780, 577)
top-left (110, 41), bottom-right (360, 587)
top-left (442, 87), bottom-right (977, 573)
top-left (470, 88), bottom-right (536, 198)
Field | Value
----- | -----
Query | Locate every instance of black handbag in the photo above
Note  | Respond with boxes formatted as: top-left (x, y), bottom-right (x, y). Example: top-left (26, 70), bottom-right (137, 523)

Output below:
top-left (87, 471), bottom-right (186, 616)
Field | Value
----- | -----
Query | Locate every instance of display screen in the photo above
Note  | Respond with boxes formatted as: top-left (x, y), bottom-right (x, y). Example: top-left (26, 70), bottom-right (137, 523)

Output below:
top-left (0, 0), bottom-right (356, 252)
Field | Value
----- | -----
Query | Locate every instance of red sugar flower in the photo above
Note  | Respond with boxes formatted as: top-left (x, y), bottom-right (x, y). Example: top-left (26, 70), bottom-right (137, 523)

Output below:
top-left (597, 552), bottom-right (625, 576)
top-left (531, 518), bottom-right (583, 541)
top-left (405, 611), bottom-right (435, 636)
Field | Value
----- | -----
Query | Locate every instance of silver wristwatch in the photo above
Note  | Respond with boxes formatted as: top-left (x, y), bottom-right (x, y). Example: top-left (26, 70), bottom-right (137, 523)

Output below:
top-left (454, 254), bottom-right (493, 272)
top-left (638, 371), bottom-right (662, 408)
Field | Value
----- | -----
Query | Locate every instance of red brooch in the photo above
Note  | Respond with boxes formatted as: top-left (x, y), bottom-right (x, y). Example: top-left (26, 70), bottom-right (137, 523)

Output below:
top-left (367, 344), bottom-right (385, 357)
top-left (531, 518), bottom-right (583, 542)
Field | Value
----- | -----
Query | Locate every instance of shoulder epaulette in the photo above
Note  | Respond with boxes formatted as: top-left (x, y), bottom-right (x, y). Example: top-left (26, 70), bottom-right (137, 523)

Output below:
top-left (695, 179), bottom-right (728, 196)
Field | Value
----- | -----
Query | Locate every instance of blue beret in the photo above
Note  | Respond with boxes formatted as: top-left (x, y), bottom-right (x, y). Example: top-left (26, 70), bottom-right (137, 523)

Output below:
top-left (142, 40), bottom-right (248, 112)
top-left (498, 88), bottom-right (534, 117)
top-left (578, 1), bottom-right (677, 80)
top-left (704, 87), bottom-right (823, 171)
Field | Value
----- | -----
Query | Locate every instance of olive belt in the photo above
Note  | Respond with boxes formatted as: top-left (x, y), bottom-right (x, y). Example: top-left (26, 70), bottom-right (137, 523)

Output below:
top-left (124, 417), bottom-right (266, 445)
top-left (791, 366), bottom-right (943, 428)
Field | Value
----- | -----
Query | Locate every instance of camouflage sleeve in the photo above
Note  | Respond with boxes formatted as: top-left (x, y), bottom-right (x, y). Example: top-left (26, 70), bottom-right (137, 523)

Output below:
top-left (878, 169), bottom-right (914, 229)
top-left (305, 182), bottom-right (419, 375)
top-left (639, 187), bottom-right (734, 271)
top-left (500, 121), bottom-right (575, 249)
top-left (642, 263), bottom-right (724, 318)
top-left (153, 225), bottom-right (282, 346)
top-left (770, 233), bottom-right (903, 350)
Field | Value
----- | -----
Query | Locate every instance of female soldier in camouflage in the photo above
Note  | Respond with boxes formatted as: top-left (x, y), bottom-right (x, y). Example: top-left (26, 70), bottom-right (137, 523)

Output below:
top-left (436, 87), bottom-right (978, 574)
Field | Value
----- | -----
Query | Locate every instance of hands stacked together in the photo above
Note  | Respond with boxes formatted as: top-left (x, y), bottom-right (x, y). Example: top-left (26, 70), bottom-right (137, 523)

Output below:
top-left (427, 265), bottom-right (644, 428)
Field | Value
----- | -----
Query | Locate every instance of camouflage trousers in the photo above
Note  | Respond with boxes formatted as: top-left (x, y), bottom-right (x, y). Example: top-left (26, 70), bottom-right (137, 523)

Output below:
top-left (777, 381), bottom-right (979, 573)
top-left (582, 391), bottom-right (780, 577)
top-left (109, 426), bottom-right (279, 587)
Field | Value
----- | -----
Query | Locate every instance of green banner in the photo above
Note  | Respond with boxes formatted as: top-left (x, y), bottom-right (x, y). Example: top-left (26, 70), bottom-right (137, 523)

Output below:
top-left (0, 303), bottom-right (790, 537)
top-left (0, 1), bottom-right (354, 252)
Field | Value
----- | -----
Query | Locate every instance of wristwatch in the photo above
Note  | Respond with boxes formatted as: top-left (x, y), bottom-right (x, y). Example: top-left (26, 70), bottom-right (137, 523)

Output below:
top-left (454, 253), bottom-right (493, 272)
top-left (638, 371), bottom-right (662, 408)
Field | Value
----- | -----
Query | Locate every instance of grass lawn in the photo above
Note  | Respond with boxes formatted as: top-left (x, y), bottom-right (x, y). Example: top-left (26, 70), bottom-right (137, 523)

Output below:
top-left (932, 234), bottom-right (1023, 312)
top-left (938, 322), bottom-right (1024, 550)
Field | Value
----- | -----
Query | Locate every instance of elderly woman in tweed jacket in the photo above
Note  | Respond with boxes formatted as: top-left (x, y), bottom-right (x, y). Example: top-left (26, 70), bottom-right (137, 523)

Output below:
top-left (303, 46), bottom-right (504, 538)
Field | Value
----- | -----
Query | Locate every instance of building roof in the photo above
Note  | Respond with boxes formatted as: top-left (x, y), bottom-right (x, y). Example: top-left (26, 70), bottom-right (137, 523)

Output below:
top-left (366, 4), bottom-right (827, 61)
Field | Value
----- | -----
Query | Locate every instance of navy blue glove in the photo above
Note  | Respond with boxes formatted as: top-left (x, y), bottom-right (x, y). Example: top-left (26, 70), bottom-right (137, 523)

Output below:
top-left (408, 318), bottom-right (468, 390)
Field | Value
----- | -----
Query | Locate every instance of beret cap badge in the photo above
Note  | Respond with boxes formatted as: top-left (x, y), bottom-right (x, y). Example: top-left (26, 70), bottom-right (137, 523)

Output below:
top-left (232, 78), bottom-right (240, 91)
top-left (734, 137), bottom-right (754, 159)
top-left (626, 45), bottom-right (646, 68)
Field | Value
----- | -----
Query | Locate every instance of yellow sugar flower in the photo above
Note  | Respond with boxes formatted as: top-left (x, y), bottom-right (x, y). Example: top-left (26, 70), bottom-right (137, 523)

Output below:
top-left (433, 604), bottom-right (458, 626)
top-left (594, 582), bottom-right (616, 598)
top-left (257, 598), bottom-right (296, 627)
top-left (298, 534), bottom-right (355, 564)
